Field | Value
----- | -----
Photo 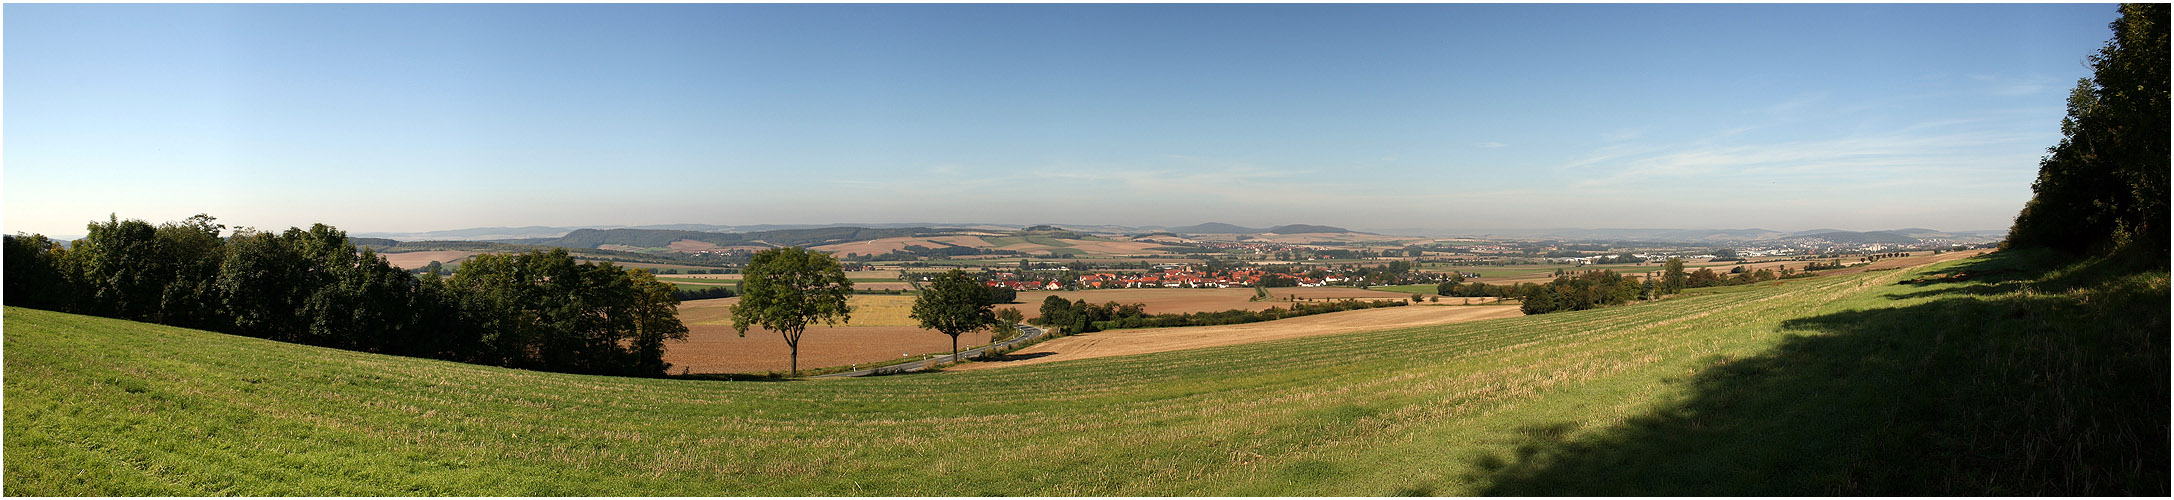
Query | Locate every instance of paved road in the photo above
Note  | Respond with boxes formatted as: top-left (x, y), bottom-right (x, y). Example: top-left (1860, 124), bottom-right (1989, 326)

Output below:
top-left (812, 324), bottom-right (1051, 378)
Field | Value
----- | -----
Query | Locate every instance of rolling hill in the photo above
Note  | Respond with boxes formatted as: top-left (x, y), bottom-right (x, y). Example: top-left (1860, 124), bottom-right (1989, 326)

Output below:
top-left (7, 250), bottom-right (2160, 495)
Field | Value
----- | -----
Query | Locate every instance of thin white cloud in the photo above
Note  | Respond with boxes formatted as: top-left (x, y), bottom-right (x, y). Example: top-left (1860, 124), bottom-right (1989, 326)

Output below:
top-left (1476, 141), bottom-right (1508, 149)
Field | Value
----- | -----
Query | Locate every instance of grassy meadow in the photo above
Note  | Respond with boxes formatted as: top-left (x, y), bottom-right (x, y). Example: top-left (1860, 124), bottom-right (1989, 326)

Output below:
top-left (5, 250), bottom-right (2163, 495)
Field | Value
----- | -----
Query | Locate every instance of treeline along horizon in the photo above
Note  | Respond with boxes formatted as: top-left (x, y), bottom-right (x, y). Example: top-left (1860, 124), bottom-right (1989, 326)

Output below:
top-left (2, 214), bottom-right (688, 376)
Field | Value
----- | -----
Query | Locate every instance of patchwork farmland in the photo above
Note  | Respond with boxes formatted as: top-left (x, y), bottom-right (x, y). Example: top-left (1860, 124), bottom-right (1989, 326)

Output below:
top-left (13, 253), bottom-right (2155, 495)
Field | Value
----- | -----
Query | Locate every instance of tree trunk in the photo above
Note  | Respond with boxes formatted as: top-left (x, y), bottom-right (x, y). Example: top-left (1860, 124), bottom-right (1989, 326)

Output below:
top-left (951, 334), bottom-right (960, 363)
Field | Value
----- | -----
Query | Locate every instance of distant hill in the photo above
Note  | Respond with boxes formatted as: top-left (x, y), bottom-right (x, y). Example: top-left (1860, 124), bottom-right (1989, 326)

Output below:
top-left (1784, 231), bottom-right (1920, 244)
top-left (1166, 222), bottom-right (1360, 234)
top-left (1169, 222), bottom-right (1260, 234)
top-left (1265, 224), bottom-right (1353, 234)
top-left (354, 226), bottom-right (583, 241)
top-left (1360, 227), bottom-right (2001, 243)
top-left (498, 226), bottom-right (962, 250)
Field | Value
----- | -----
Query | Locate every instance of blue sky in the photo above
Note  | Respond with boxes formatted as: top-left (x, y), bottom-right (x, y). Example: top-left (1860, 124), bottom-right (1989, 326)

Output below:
top-left (3, 3), bottom-right (2121, 236)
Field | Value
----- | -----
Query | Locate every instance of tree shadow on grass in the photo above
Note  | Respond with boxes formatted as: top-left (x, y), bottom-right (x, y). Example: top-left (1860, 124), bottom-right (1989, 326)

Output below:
top-left (1464, 253), bottom-right (2169, 496)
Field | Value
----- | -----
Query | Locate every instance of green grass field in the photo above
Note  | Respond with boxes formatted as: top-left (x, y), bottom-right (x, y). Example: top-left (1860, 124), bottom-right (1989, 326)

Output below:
top-left (5, 251), bottom-right (2163, 495)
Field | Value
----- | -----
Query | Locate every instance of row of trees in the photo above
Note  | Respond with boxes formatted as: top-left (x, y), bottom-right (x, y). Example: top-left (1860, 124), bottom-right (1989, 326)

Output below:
top-left (1031, 294), bottom-right (1409, 333)
top-left (727, 250), bottom-right (1023, 375)
top-left (2, 215), bottom-right (689, 376)
top-left (1518, 270), bottom-right (1643, 315)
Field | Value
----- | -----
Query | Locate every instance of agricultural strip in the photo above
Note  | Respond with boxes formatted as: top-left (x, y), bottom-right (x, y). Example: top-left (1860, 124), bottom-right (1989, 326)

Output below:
top-left (954, 304), bottom-right (1523, 371)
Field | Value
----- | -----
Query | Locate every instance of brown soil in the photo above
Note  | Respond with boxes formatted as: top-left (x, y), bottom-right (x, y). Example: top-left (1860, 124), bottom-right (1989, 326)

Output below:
top-left (663, 324), bottom-right (968, 374)
top-left (664, 296), bottom-right (975, 373)
top-left (952, 304), bottom-right (1524, 371)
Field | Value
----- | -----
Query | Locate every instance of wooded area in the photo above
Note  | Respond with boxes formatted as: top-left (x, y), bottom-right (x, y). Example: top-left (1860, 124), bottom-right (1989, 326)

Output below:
top-left (3, 214), bottom-right (688, 376)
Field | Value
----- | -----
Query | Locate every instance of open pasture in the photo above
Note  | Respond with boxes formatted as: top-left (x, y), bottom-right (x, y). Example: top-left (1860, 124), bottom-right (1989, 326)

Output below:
top-left (5, 252), bottom-right (2161, 495)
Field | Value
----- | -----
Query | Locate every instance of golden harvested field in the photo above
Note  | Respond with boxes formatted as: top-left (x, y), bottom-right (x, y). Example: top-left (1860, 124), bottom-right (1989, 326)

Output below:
top-left (664, 285), bottom-right (1456, 374)
top-left (954, 304), bottom-right (1524, 371)
top-left (677, 295), bottom-right (918, 327)
top-left (1001, 286), bottom-right (1418, 320)
top-left (376, 250), bottom-right (475, 269)
top-left (665, 295), bottom-right (964, 373)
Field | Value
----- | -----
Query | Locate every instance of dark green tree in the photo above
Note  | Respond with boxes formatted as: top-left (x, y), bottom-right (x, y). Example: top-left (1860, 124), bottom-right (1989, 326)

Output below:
top-left (1661, 258), bottom-right (1688, 294)
top-left (732, 247), bottom-right (854, 376)
top-left (911, 270), bottom-right (999, 363)
top-left (149, 214), bottom-right (228, 330)
top-left (71, 215), bottom-right (163, 321)
top-left (4, 233), bottom-right (75, 311)
top-left (990, 307), bottom-right (1026, 349)
top-left (2008, 3), bottom-right (2168, 261)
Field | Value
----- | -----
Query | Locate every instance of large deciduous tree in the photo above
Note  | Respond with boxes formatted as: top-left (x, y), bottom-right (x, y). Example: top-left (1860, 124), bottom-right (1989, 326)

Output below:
top-left (911, 270), bottom-right (998, 363)
top-left (732, 247), bottom-right (854, 376)
top-left (2008, 3), bottom-right (2168, 261)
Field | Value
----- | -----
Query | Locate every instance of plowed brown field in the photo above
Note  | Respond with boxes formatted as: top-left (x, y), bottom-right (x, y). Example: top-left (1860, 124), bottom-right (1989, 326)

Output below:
top-left (663, 324), bottom-right (965, 374)
top-left (953, 304), bottom-right (1523, 371)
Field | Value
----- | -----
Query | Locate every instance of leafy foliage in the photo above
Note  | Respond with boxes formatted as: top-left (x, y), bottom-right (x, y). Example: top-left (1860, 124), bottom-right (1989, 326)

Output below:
top-left (1518, 270), bottom-right (1641, 315)
top-left (4, 214), bottom-right (686, 376)
top-left (731, 247), bottom-right (854, 375)
top-left (2008, 4), bottom-right (2168, 261)
top-left (910, 270), bottom-right (998, 361)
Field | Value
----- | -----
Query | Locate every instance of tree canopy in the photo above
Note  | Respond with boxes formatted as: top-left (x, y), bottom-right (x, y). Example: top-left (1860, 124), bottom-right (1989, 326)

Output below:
top-left (4, 214), bottom-right (688, 376)
top-left (2007, 3), bottom-right (2168, 263)
top-left (910, 269), bottom-right (999, 362)
top-left (731, 247), bottom-right (854, 376)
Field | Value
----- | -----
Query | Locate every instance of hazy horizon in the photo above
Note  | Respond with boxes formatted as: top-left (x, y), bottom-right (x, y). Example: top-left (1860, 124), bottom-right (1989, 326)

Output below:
top-left (4, 4), bottom-right (2117, 237)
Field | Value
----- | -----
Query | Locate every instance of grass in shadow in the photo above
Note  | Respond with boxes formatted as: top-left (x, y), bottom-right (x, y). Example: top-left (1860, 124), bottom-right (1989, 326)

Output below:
top-left (1465, 249), bottom-right (2168, 495)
